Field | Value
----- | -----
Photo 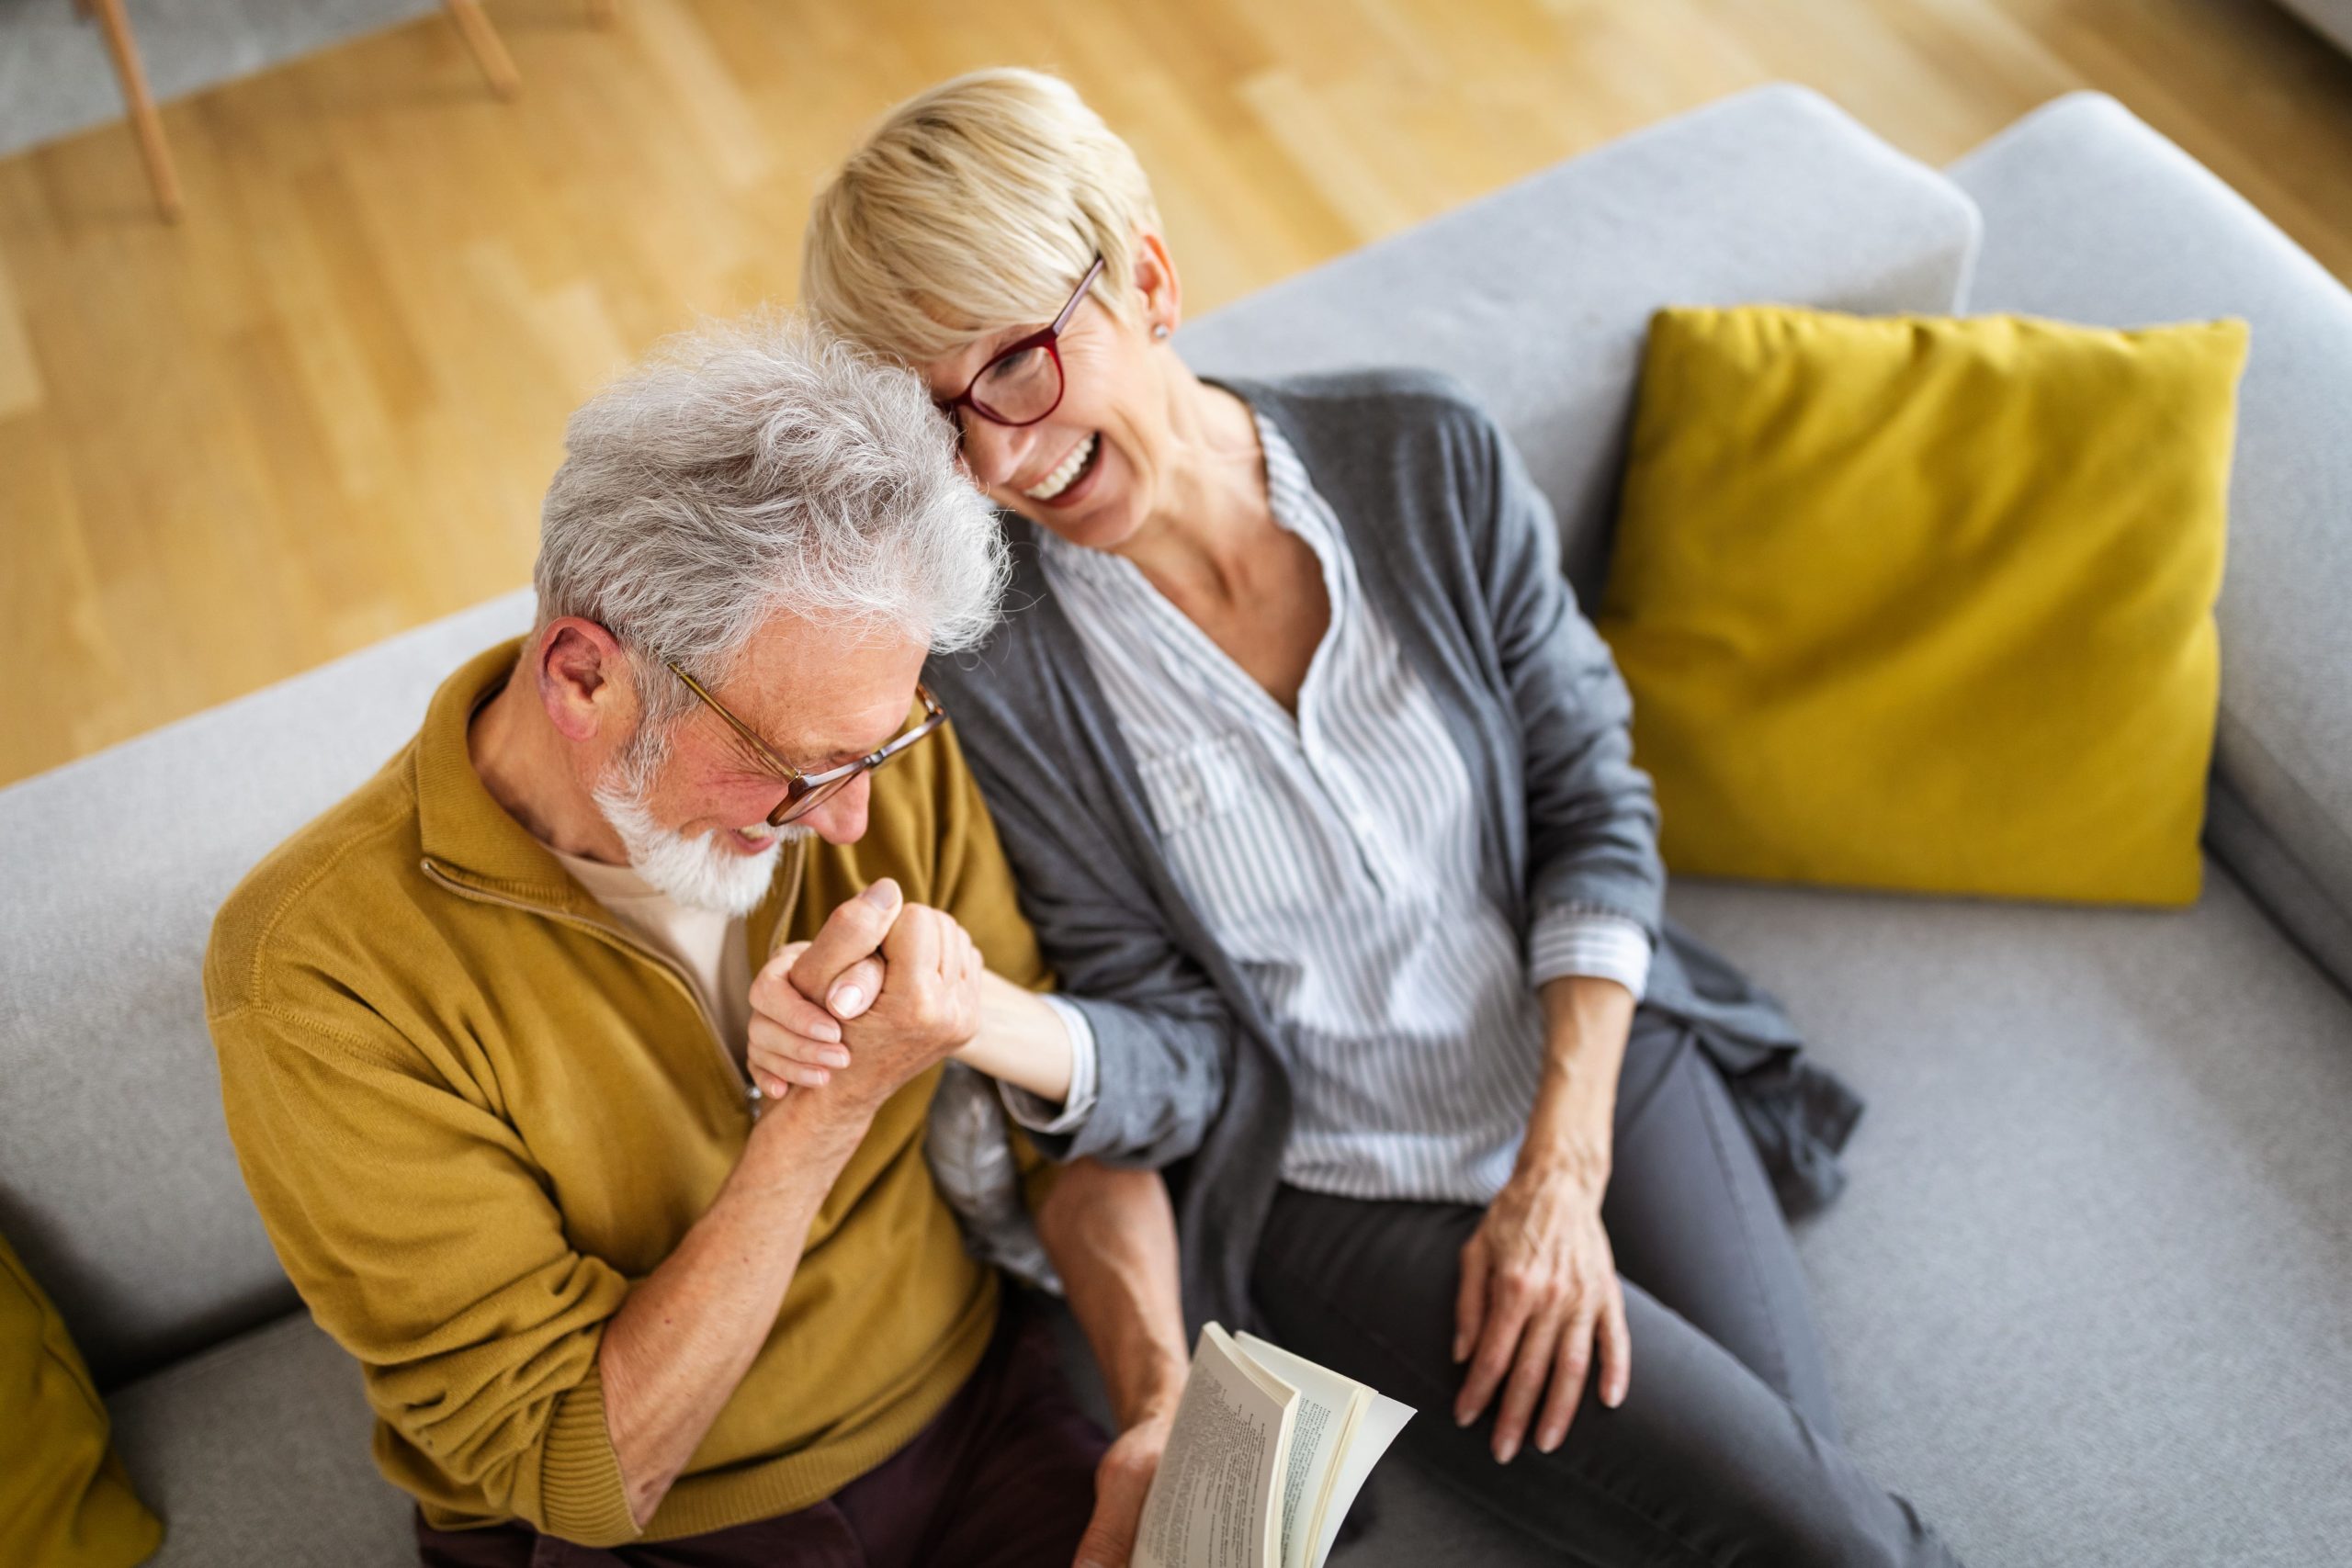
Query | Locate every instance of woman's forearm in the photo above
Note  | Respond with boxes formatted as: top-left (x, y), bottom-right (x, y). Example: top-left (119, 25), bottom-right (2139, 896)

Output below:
top-left (956, 970), bottom-right (1078, 1102)
top-left (1518, 974), bottom-right (1637, 1189)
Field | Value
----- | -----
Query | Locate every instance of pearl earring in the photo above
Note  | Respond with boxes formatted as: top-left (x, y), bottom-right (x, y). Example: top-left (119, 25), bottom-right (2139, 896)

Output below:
top-left (1152, 323), bottom-right (1170, 341)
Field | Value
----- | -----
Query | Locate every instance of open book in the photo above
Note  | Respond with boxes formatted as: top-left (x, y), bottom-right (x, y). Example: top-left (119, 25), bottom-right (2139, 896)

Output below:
top-left (1134, 1324), bottom-right (1415, 1568)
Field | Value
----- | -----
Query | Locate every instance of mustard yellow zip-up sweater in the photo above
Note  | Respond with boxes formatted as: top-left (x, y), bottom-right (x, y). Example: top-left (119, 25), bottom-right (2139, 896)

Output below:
top-left (204, 640), bottom-right (1056, 1546)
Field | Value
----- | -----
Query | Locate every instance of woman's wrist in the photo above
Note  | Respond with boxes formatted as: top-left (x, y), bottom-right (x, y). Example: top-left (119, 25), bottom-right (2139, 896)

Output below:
top-left (959, 972), bottom-right (1077, 1102)
top-left (1521, 973), bottom-right (1634, 1194)
top-left (1512, 1112), bottom-right (1611, 1198)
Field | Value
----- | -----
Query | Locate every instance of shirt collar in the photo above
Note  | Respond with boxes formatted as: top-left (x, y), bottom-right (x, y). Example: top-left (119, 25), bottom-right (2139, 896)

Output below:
top-left (412, 637), bottom-right (796, 950)
top-left (1030, 413), bottom-right (1347, 590)
top-left (414, 638), bottom-right (596, 909)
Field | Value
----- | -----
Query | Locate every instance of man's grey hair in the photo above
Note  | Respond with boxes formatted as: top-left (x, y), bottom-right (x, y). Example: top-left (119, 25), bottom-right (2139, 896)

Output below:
top-left (535, 309), bottom-right (1006, 732)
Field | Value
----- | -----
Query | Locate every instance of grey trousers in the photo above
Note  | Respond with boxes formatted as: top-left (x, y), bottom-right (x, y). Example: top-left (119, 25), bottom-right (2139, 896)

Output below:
top-left (1252, 1009), bottom-right (1960, 1567)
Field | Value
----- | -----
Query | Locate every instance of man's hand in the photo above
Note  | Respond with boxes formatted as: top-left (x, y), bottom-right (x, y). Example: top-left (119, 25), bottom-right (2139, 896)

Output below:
top-left (828, 898), bottom-right (982, 1111)
top-left (1452, 1162), bottom-right (1630, 1463)
top-left (1073, 1409), bottom-right (1174, 1568)
top-left (746, 879), bottom-right (982, 1116)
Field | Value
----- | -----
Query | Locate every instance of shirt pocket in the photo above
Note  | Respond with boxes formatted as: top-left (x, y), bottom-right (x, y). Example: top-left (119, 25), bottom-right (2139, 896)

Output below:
top-left (1135, 735), bottom-right (1326, 942)
top-left (1136, 735), bottom-right (1250, 838)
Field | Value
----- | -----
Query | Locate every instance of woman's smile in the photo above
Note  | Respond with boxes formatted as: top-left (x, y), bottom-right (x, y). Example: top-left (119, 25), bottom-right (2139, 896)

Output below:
top-left (1021, 431), bottom-right (1100, 502)
top-left (1018, 429), bottom-right (1108, 509)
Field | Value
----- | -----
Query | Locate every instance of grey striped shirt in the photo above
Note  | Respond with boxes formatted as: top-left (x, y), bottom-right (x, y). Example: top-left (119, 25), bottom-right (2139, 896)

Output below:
top-left (1021, 415), bottom-right (1650, 1204)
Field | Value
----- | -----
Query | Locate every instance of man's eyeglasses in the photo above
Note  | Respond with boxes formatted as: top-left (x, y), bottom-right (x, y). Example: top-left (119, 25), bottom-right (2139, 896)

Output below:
top-left (933, 254), bottom-right (1105, 428)
top-left (667, 662), bottom-right (947, 829)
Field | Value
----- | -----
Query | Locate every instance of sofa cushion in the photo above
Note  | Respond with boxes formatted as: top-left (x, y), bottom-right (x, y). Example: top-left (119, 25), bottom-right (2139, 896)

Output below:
top-left (0, 590), bottom-right (538, 1387)
top-left (0, 1233), bottom-right (162, 1568)
top-left (1602, 303), bottom-right (2245, 907)
top-left (1666, 861), bottom-right (2352, 1568)
top-left (1179, 83), bottom-right (1981, 603)
top-left (106, 1312), bottom-right (411, 1568)
top-left (1948, 93), bottom-right (2352, 1001)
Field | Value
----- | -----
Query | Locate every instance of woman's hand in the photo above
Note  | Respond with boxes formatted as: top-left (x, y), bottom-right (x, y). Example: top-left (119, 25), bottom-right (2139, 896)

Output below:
top-left (746, 940), bottom-right (882, 1098)
top-left (1452, 1161), bottom-right (1631, 1462)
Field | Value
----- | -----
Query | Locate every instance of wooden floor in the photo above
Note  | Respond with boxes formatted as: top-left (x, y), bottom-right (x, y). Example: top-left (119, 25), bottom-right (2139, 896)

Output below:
top-left (4, 0), bottom-right (2349, 786)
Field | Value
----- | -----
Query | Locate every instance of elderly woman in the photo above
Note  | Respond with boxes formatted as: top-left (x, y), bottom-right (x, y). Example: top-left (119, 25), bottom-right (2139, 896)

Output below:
top-left (787, 68), bottom-right (1961, 1565)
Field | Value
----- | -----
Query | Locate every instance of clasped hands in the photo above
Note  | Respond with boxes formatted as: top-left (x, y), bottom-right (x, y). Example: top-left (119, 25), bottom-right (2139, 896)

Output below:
top-left (746, 877), bottom-right (983, 1118)
top-left (756, 882), bottom-right (1634, 1478)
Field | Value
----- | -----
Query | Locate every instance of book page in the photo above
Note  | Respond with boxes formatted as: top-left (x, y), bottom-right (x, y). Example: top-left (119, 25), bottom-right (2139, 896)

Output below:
top-left (1135, 1324), bottom-right (1298, 1568)
top-left (1231, 1334), bottom-right (1367, 1568)
top-left (1303, 1393), bottom-right (1413, 1568)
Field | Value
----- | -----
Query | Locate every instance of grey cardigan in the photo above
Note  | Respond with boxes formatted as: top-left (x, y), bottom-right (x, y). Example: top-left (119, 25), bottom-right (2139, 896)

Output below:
top-left (930, 368), bottom-right (1860, 1335)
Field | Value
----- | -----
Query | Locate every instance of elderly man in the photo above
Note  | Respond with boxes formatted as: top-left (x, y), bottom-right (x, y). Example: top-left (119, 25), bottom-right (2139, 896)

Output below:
top-left (204, 315), bottom-right (1186, 1567)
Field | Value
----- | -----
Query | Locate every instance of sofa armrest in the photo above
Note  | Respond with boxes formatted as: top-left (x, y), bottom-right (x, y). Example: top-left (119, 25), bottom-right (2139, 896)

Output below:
top-left (1951, 93), bottom-right (2352, 998)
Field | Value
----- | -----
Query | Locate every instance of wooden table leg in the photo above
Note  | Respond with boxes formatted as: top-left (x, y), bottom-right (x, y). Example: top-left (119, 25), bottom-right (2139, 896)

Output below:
top-left (88, 0), bottom-right (183, 221)
top-left (444, 0), bottom-right (521, 98)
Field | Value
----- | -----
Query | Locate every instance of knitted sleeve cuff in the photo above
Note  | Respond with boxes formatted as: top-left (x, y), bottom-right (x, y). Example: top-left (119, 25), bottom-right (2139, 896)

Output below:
top-left (534, 1363), bottom-right (642, 1547)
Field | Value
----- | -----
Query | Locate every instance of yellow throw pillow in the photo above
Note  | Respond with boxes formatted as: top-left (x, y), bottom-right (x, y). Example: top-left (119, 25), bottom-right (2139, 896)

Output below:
top-left (1597, 305), bottom-right (2248, 907)
top-left (0, 1235), bottom-right (164, 1568)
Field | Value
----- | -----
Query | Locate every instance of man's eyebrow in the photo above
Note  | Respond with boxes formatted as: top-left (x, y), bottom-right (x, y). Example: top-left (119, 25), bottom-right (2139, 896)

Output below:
top-left (801, 728), bottom-right (891, 769)
top-left (707, 710), bottom-right (850, 774)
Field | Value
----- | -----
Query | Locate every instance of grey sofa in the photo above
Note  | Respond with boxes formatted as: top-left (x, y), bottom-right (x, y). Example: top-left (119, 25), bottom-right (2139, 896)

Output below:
top-left (3, 85), bottom-right (2346, 1568)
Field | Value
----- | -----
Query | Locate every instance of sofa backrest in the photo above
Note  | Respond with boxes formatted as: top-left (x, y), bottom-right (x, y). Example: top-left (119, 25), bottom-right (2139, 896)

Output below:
top-left (1179, 83), bottom-right (1981, 604)
top-left (0, 591), bottom-right (537, 1386)
top-left (1949, 94), bottom-right (2352, 1000)
top-left (0, 85), bottom-right (1979, 1386)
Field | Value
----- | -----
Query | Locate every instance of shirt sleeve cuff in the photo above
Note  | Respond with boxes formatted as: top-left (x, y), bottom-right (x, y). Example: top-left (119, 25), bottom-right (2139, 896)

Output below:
top-left (1528, 904), bottom-right (1653, 1001)
top-left (997, 994), bottom-right (1099, 1136)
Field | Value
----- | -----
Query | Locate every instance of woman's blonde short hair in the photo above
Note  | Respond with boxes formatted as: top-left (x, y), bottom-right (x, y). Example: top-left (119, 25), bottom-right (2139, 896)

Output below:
top-left (803, 68), bottom-right (1161, 366)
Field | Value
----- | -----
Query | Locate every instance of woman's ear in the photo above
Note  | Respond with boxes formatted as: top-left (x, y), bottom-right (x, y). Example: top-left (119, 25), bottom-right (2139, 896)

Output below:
top-left (1130, 229), bottom-right (1182, 339)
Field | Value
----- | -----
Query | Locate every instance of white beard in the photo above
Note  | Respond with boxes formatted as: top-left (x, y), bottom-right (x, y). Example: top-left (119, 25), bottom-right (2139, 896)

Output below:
top-left (591, 767), bottom-right (797, 918)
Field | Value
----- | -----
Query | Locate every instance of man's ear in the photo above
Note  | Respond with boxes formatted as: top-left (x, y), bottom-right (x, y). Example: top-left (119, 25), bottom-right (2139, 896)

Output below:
top-left (536, 617), bottom-right (635, 745)
top-left (1131, 229), bottom-right (1182, 336)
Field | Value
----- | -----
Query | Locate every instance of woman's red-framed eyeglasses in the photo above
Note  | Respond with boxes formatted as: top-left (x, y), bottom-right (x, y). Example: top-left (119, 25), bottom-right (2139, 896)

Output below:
top-left (933, 254), bottom-right (1106, 428)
